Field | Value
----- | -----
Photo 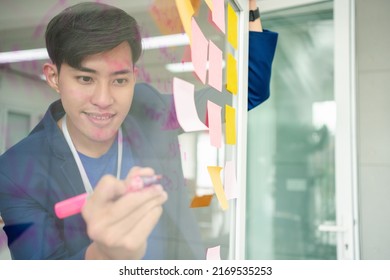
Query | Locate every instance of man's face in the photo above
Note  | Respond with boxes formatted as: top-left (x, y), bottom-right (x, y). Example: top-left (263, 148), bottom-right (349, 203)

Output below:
top-left (54, 42), bottom-right (137, 149)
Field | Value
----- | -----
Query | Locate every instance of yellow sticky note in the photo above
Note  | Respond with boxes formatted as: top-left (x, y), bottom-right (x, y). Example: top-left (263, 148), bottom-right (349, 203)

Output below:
top-left (225, 105), bottom-right (236, 145)
top-left (207, 166), bottom-right (228, 210)
top-left (205, 0), bottom-right (213, 10)
top-left (227, 3), bottom-right (238, 50)
top-left (175, 0), bottom-right (195, 42)
top-left (226, 53), bottom-right (238, 95)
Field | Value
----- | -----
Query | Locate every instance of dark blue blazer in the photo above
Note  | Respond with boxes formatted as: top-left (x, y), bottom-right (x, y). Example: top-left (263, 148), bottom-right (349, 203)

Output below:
top-left (0, 31), bottom-right (277, 259)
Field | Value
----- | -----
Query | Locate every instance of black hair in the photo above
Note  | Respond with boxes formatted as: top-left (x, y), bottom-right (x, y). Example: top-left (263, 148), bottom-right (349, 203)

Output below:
top-left (45, 2), bottom-right (142, 71)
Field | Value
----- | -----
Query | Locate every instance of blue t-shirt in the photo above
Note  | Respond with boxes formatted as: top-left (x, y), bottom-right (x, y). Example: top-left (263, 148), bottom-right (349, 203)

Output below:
top-left (78, 138), bottom-right (122, 188)
top-left (78, 135), bottom-right (165, 259)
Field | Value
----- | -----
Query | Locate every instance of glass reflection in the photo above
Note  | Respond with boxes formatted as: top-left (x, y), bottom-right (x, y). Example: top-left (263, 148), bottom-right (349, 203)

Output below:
top-left (246, 2), bottom-right (337, 260)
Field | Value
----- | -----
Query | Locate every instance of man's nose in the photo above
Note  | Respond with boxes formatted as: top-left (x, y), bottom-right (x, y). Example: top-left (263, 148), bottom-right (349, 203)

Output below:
top-left (90, 83), bottom-right (113, 108)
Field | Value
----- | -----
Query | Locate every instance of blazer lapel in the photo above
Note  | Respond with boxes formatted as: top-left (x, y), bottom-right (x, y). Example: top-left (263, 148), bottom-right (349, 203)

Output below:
top-left (43, 101), bottom-right (85, 198)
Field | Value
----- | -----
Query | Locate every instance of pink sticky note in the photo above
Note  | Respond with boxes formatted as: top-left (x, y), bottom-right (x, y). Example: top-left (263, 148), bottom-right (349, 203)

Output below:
top-left (191, 17), bottom-right (209, 84)
top-left (206, 245), bottom-right (221, 260)
top-left (211, 0), bottom-right (225, 33)
top-left (224, 160), bottom-right (238, 199)
top-left (208, 40), bottom-right (223, 92)
top-left (207, 101), bottom-right (222, 148)
top-left (173, 77), bottom-right (208, 132)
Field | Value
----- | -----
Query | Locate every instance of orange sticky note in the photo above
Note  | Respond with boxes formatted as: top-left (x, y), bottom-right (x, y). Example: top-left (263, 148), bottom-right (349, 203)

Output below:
top-left (207, 100), bottom-right (222, 148)
top-left (191, 0), bottom-right (202, 15)
top-left (226, 53), bottom-right (238, 95)
top-left (208, 40), bottom-right (223, 92)
top-left (207, 166), bottom-right (228, 210)
top-left (206, 245), bottom-right (221, 260)
top-left (227, 3), bottom-right (238, 50)
top-left (225, 105), bottom-right (236, 145)
top-left (149, 0), bottom-right (184, 35)
top-left (175, 0), bottom-right (195, 42)
top-left (173, 77), bottom-right (208, 132)
top-left (191, 18), bottom-right (209, 84)
top-left (190, 194), bottom-right (213, 208)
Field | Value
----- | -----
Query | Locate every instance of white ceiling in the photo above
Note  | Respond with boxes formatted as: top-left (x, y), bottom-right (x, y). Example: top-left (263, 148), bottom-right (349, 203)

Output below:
top-left (0, 0), bottom-right (152, 31)
top-left (0, 0), bottom-right (220, 90)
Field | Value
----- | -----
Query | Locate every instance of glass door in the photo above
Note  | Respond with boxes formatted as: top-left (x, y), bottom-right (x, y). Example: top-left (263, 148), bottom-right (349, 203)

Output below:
top-left (245, 0), bottom-right (357, 259)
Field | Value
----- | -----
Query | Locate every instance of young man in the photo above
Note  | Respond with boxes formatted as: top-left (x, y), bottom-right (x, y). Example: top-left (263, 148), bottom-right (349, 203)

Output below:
top-left (0, 1), bottom-right (277, 259)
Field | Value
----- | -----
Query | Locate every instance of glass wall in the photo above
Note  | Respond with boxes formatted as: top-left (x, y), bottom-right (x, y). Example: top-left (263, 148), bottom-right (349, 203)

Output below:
top-left (246, 2), bottom-right (337, 259)
top-left (0, 0), bottom-right (246, 260)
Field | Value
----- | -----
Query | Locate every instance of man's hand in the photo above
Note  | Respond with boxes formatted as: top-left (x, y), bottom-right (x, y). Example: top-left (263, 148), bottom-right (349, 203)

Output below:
top-left (82, 167), bottom-right (168, 259)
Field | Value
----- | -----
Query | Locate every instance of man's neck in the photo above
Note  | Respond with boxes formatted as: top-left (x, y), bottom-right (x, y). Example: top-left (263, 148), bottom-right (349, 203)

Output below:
top-left (58, 117), bottom-right (117, 158)
top-left (74, 137), bottom-right (116, 158)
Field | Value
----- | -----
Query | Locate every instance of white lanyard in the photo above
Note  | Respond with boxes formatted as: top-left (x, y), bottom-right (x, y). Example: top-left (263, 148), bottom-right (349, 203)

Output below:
top-left (61, 115), bottom-right (123, 194)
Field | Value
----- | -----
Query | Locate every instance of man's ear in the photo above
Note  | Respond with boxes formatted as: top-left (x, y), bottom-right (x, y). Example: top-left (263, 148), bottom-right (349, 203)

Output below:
top-left (43, 63), bottom-right (60, 93)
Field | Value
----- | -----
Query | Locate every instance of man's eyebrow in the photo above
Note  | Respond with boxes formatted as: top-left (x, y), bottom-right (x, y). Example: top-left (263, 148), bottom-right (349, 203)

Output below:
top-left (74, 67), bottom-right (133, 75)
top-left (111, 69), bottom-right (133, 75)
top-left (75, 66), bottom-right (96, 73)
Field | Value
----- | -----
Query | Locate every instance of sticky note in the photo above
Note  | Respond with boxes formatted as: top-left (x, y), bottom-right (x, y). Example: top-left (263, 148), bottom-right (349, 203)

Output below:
top-left (211, 0), bottom-right (225, 33)
top-left (175, 0), bottom-right (195, 41)
top-left (191, 0), bottom-right (202, 15)
top-left (227, 3), bottom-right (238, 50)
top-left (207, 101), bottom-right (222, 148)
top-left (205, 0), bottom-right (213, 10)
top-left (226, 53), bottom-right (238, 95)
top-left (224, 160), bottom-right (238, 199)
top-left (207, 166), bottom-right (228, 210)
top-left (225, 105), bottom-right (236, 145)
top-left (208, 40), bottom-right (223, 92)
top-left (190, 194), bottom-right (213, 208)
top-left (206, 245), bottom-right (221, 260)
top-left (173, 77), bottom-right (208, 132)
top-left (149, 0), bottom-right (184, 35)
top-left (191, 18), bottom-right (209, 84)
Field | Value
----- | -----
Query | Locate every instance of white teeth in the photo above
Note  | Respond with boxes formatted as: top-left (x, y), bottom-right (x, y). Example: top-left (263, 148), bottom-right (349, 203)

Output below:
top-left (86, 113), bottom-right (113, 120)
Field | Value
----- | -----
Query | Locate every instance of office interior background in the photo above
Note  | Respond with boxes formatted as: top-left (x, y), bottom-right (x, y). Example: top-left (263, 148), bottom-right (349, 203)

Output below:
top-left (0, 0), bottom-right (389, 260)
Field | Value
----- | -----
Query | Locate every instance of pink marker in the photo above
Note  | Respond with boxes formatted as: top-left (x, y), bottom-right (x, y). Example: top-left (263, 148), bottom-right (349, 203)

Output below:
top-left (54, 175), bottom-right (161, 219)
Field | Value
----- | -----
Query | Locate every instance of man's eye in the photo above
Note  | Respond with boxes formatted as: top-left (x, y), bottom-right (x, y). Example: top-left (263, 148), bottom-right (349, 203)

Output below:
top-left (114, 78), bottom-right (128, 85)
top-left (77, 76), bottom-right (92, 84)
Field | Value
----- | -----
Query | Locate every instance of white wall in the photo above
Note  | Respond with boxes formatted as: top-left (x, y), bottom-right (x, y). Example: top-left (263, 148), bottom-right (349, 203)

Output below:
top-left (356, 0), bottom-right (390, 259)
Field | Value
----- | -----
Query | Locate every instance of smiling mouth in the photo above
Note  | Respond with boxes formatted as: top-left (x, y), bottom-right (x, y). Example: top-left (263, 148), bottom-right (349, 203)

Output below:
top-left (84, 112), bottom-right (116, 121)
